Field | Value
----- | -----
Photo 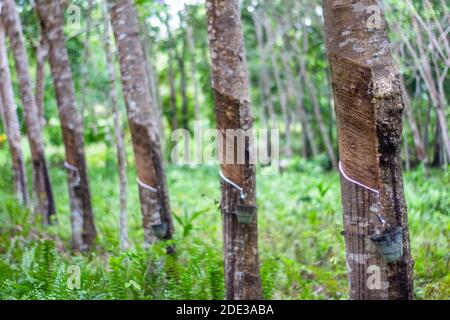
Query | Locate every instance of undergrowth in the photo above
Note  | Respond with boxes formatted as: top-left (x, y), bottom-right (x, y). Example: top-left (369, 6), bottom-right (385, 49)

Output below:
top-left (0, 145), bottom-right (448, 300)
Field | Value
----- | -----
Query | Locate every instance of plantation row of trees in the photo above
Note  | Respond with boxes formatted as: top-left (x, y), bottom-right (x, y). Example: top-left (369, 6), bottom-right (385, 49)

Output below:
top-left (0, 0), bottom-right (447, 300)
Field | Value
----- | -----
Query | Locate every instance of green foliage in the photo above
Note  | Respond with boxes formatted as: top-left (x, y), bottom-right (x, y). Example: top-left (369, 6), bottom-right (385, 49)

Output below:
top-left (0, 144), bottom-right (448, 300)
top-left (0, 0), bottom-right (448, 300)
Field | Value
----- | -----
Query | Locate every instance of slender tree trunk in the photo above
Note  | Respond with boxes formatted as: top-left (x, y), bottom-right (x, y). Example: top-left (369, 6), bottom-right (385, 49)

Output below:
top-left (263, 18), bottom-right (293, 158)
top-left (101, 0), bottom-right (129, 251)
top-left (0, 23), bottom-right (29, 206)
top-left (35, 29), bottom-right (48, 128)
top-left (300, 26), bottom-right (337, 168)
top-left (163, 17), bottom-right (178, 132)
top-left (323, 0), bottom-right (414, 299)
top-left (403, 123), bottom-right (411, 171)
top-left (423, 92), bottom-right (432, 156)
top-left (399, 76), bottom-right (426, 163)
top-left (206, 0), bottom-right (262, 300)
top-left (432, 124), bottom-right (443, 167)
top-left (304, 71), bottom-right (338, 169)
top-left (177, 41), bottom-right (189, 130)
top-left (252, 10), bottom-right (278, 146)
top-left (80, 0), bottom-right (96, 134)
top-left (186, 25), bottom-right (201, 120)
top-left (287, 32), bottom-right (319, 158)
top-left (396, 19), bottom-right (450, 161)
top-left (3, 0), bottom-right (55, 224)
top-left (35, 0), bottom-right (96, 251)
top-left (108, 0), bottom-right (174, 247)
top-left (252, 15), bottom-right (275, 161)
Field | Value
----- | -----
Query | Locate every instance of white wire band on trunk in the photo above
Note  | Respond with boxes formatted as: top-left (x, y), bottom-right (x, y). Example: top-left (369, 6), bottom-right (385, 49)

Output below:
top-left (219, 170), bottom-right (246, 200)
top-left (64, 161), bottom-right (81, 187)
top-left (137, 177), bottom-right (158, 193)
top-left (338, 161), bottom-right (386, 227)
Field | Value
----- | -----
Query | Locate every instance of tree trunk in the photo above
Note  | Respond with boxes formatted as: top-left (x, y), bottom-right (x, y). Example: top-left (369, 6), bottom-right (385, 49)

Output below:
top-left (262, 15), bottom-right (293, 158)
top-left (101, 0), bottom-right (129, 251)
top-left (176, 41), bottom-right (189, 130)
top-left (252, 11), bottom-right (277, 161)
top-left (300, 27), bottom-right (337, 169)
top-left (186, 25), bottom-right (201, 121)
top-left (323, 0), bottom-right (414, 300)
top-left (80, 0), bottom-right (96, 134)
top-left (423, 92), bottom-right (432, 156)
top-left (206, 0), bottom-right (262, 300)
top-left (163, 17), bottom-right (178, 132)
top-left (35, 29), bottom-right (48, 128)
top-left (403, 123), bottom-right (411, 171)
top-left (3, 0), bottom-right (55, 224)
top-left (304, 71), bottom-right (338, 169)
top-left (396, 18), bottom-right (450, 161)
top-left (35, 0), bottom-right (96, 251)
top-left (0, 22), bottom-right (29, 206)
top-left (285, 30), bottom-right (319, 158)
top-left (108, 0), bottom-right (174, 247)
top-left (252, 12), bottom-right (277, 127)
top-left (399, 76), bottom-right (426, 163)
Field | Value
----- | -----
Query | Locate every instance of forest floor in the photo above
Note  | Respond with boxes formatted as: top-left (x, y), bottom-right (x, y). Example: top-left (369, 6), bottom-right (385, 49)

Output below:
top-left (0, 143), bottom-right (448, 299)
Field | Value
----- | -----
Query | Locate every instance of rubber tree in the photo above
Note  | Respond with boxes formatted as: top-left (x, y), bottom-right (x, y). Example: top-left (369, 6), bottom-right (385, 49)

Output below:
top-left (0, 22), bottom-right (29, 206)
top-left (101, 0), bottom-right (129, 251)
top-left (205, 0), bottom-right (262, 300)
top-left (107, 0), bottom-right (174, 247)
top-left (323, 0), bottom-right (414, 299)
top-left (35, 29), bottom-right (48, 128)
top-left (35, 0), bottom-right (96, 251)
top-left (2, 0), bottom-right (55, 224)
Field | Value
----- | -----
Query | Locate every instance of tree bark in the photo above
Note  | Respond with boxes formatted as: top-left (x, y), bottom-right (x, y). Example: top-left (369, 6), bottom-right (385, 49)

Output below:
top-left (35, 29), bottom-right (48, 128)
top-left (323, 0), bottom-right (414, 299)
top-left (0, 22), bottom-right (29, 206)
top-left (206, 0), bottom-right (262, 300)
top-left (2, 0), bottom-right (55, 224)
top-left (101, 0), bottom-right (129, 251)
top-left (108, 0), bottom-right (174, 247)
top-left (35, 0), bottom-right (96, 251)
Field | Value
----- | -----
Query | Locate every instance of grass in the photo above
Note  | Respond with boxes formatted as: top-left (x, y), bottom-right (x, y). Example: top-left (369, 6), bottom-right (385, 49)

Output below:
top-left (0, 142), bottom-right (448, 300)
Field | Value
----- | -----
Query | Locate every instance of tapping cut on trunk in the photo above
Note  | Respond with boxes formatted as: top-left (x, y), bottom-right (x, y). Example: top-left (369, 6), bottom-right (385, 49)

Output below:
top-left (206, 0), bottom-right (263, 300)
top-left (323, 0), bottom-right (414, 300)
